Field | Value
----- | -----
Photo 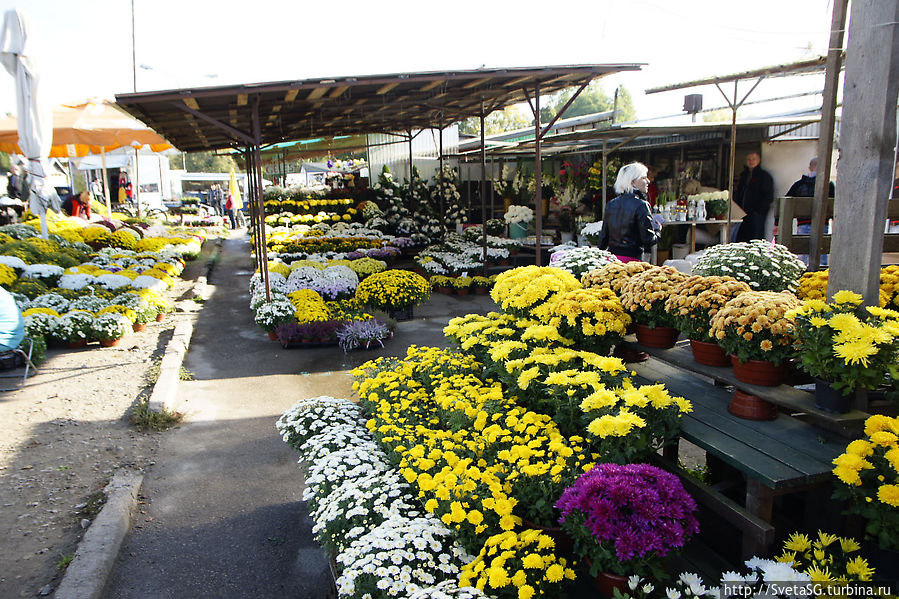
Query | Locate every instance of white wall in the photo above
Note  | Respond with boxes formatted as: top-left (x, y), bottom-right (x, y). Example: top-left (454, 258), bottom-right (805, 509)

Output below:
top-left (762, 140), bottom-right (838, 196)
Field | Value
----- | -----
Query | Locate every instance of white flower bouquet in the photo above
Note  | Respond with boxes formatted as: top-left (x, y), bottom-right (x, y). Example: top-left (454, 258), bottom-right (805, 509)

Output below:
top-left (692, 240), bottom-right (806, 293)
top-left (91, 313), bottom-right (131, 342)
top-left (549, 246), bottom-right (619, 277)
top-left (503, 205), bottom-right (534, 225)
top-left (335, 516), bottom-right (473, 599)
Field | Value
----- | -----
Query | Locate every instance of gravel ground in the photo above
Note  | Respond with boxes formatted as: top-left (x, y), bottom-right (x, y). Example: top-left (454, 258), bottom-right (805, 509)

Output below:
top-left (0, 278), bottom-right (197, 598)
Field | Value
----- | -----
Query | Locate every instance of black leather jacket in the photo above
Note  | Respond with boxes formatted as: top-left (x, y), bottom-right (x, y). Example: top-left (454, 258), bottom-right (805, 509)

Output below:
top-left (598, 191), bottom-right (660, 258)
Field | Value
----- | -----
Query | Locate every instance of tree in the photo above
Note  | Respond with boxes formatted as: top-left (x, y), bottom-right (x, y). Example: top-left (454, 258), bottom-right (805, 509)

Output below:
top-left (458, 105), bottom-right (532, 136)
top-left (539, 82), bottom-right (637, 124)
top-left (168, 151), bottom-right (237, 172)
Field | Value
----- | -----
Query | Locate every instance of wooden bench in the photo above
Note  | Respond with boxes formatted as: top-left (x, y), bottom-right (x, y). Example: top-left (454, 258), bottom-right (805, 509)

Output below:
top-left (620, 340), bottom-right (853, 558)
top-left (776, 196), bottom-right (899, 254)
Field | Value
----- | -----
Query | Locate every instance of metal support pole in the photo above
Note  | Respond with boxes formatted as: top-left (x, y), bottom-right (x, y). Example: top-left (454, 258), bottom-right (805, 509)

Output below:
top-left (481, 106), bottom-right (488, 274)
top-left (534, 84), bottom-right (543, 265)
top-left (408, 129), bottom-right (415, 212)
top-left (809, 0), bottom-right (848, 271)
top-left (725, 82), bottom-right (739, 242)
top-left (251, 97), bottom-right (271, 302)
top-left (439, 124), bottom-right (445, 233)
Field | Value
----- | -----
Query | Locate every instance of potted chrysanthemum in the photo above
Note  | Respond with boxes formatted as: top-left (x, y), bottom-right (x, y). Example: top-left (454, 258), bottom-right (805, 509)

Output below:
top-left (91, 313), bottom-right (132, 347)
top-left (555, 463), bottom-right (699, 592)
top-left (618, 266), bottom-right (691, 348)
top-left (354, 269), bottom-right (430, 321)
top-left (789, 290), bottom-right (899, 413)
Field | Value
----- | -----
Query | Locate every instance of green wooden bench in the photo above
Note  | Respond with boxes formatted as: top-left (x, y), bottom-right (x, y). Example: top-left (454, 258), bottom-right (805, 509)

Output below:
top-left (622, 345), bottom-right (852, 558)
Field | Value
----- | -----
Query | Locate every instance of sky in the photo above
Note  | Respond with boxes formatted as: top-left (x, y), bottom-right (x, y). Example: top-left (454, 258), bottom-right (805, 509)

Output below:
top-left (0, 0), bottom-right (842, 127)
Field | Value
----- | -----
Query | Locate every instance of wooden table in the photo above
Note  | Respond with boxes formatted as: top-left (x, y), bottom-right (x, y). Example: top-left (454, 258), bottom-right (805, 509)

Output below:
top-left (621, 338), bottom-right (856, 557)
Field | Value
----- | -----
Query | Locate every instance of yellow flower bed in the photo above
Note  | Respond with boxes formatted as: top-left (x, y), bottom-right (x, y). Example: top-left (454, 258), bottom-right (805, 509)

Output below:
top-left (0, 263), bottom-right (17, 287)
top-left (286, 289), bottom-right (331, 324)
top-left (267, 262), bottom-right (291, 277)
top-left (491, 266), bottom-right (581, 321)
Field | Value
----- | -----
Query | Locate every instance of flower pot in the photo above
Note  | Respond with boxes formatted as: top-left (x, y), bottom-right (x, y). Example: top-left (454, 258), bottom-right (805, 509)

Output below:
top-left (634, 324), bottom-right (679, 349)
top-left (66, 340), bottom-right (87, 349)
top-left (729, 389), bottom-right (778, 421)
top-left (474, 287), bottom-right (488, 295)
top-left (593, 569), bottom-right (630, 599)
top-left (455, 288), bottom-right (469, 296)
top-left (267, 331), bottom-right (279, 341)
top-left (813, 378), bottom-right (854, 414)
top-left (509, 222), bottom-right (527, 239)
top-left (388, 305), bottom-right (414, 321)
top-left (100, 338), bottom-right (122, 347)
top-left (435, 286), bottom-right (450, 294)
top-left (729, 355), bottom-right (788, 386)
top-left (156, 313), bottom-right (165, 322)
top-left (133, 323), bottom-right (147, 333)
top-left (689, 338), bottom-right (730, 367)
top-left (613, 344), bottom-right (648, 363)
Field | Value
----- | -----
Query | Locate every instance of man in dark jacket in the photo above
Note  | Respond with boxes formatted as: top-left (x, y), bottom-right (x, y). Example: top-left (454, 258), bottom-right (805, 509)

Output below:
top-left (735, 151), bottom-right (774, 242)
top-left (786, 157), bottom-right (835, 199)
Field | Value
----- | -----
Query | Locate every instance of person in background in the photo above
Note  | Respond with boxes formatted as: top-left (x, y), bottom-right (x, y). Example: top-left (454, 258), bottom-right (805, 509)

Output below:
top-left (735, 151), bottom-right (774, 242)
top-left (6, 164), bottom-right (20, 199)
top-left (786, 156), bottom-right (835, 265)
top-left (224, 192), bottom-right (236, 229)
top-left (61, 191), bottom-right (92, 219)
top-left (90, 177), bottom-right (104, 205)
top-left (598, 162), bottom-right (662, 262)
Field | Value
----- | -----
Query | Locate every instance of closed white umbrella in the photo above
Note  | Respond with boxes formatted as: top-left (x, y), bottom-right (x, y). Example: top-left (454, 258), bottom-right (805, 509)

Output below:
top-left (0, 8), bottom-right (59, 238)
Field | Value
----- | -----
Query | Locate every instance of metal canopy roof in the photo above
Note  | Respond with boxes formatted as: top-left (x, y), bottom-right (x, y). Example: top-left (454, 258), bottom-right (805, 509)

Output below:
top-left (114, 64), bottom-right (642, 153)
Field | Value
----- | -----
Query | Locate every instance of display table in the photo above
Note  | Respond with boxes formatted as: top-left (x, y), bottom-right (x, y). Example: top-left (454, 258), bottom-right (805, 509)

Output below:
top-left (652, 218), bottom-right (742, 263)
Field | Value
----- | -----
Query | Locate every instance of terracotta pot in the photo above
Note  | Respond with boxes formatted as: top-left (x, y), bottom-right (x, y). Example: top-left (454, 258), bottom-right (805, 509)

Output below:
top-left (474, 287), bottom-right (488, 295)
top-left (133, 323), bottom-right (147, 333)
top-left (593, 569), bottom-right (630, 599)
top-left (814, 378), bottom-right (854, 414)
top-left (66, 340), bottom-right (88, 349)
top-left (729, 389), bottom-right (778, 420)
top-left (156, 313), bottom-right (165, 322)
top-left (100, 338), bottom-right (122, 347)
top-left (455, 288), bottom-right (469, 296)
top-left (268, 331), bottom-right (279, 341)
top-left (689, 338), bottom-right (730, 367)
top-left (729, 355), bottom-right (788, 386)
top-left (634, 324), bottom-right (679, 349)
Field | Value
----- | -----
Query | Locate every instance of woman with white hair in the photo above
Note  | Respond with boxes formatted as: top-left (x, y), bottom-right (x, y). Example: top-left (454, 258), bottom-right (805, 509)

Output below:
top-left (598, 162), bottom-right (661, 261)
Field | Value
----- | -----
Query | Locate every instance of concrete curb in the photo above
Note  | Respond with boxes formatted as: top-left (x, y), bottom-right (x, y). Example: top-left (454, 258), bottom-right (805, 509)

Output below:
top-left (53, 471), bottom-right (143, 599)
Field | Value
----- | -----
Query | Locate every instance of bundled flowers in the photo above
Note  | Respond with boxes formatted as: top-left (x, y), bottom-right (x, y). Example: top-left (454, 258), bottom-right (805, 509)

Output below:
top-left (555, 463), bottom-right (699, 578)
top-left (664, 275), bottom-right (751, 341)
top-left (832, 414), bottom-right (899, 550)
top-left (708, 291), bottom-right (800, 365)
top-left (618, 266), bottom-right (691, 328)
top-left (789, 290), bottom-right (899, 395)
top-left (692, 240), bottom-right (806, 293)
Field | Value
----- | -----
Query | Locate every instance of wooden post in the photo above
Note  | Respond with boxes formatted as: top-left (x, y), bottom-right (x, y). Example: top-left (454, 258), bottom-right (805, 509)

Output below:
top-left (828, 0), bottom-right (899, 305)
top-left (809, 0), bottom-right (848, 270)
top-left (534, 84), bottom-right (542, 265)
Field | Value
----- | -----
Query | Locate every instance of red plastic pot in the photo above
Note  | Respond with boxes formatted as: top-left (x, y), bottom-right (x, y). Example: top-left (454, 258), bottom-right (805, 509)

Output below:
top-left (729, 355), bottom-right (788, 386)
top-left (729, 389), bottom-right (778, 420)
top-left (634, 324), bottom-right (679, 349)
top-left (689, 338), bottom-right (730, 367)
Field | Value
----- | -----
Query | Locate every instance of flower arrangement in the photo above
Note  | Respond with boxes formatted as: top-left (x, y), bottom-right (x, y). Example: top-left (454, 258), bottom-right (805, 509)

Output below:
top-left (355, 269), bottom-right (430, 310)
top-left (490, 266), bottom-right (581, 321)
top-left (774, 530), bottom-right (876, 583)
top-left (692, 240), bottom-right (806, 293)
top-left (581, 261), bottom-right (655, 295)
top-left (549, 247), bottom-right (620, 278)
top-left (336, 318), bottom-right (390, 351)
top-left (664, 275), bottom-right (751, 341)
top-left (832, 414), bottom-right (899, 550)
top-left (555, 463), bottom-right (699, 578)
top-left (91, 313), bottom-right (131, 341)
top-left (457, 529), bottom-right (576, 599)
top-left (579, 382), bottom-right (692, 464)
top-left (708, 291), bottom-right (800, 365)
top-left (545, 287), bottom-right (630, 355)
top-left (618, 266), bottom-right (691, 328)
top-left (789, 291), bottom-right (899, 395)
top-left (503, 205), bottom-right (534, 225)
top-left (687, 190), bottom-right (729, 218)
